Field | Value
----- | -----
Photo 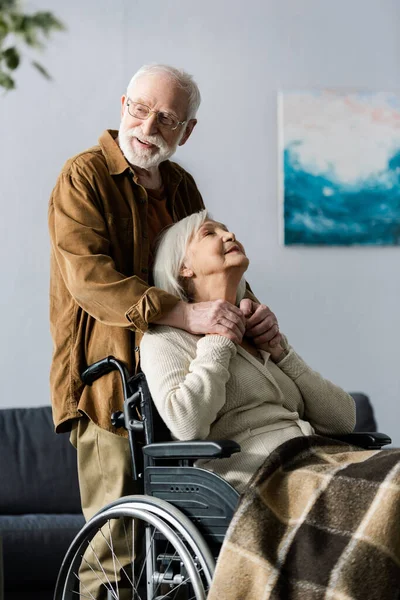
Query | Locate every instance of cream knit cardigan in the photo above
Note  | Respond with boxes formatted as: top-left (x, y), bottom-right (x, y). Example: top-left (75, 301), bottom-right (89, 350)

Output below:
top-left (140, 326), bottom-right (356, 492)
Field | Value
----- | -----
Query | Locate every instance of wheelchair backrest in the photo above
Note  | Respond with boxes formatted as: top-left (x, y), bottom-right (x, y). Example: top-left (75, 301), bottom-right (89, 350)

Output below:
top-left (128, 371), bottom-right (173, 446)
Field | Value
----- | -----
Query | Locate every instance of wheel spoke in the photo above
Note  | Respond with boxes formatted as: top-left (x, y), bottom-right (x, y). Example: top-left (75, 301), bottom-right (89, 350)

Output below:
top-left (107, 520), bottom-right (120, 599)
top-left (69, 577), bottom-right (97, 599)
top-left (123, 516), bottom-right (133, 571)
top-left (57, 504), bottom-right (209, 600)
top-left (98, 525), bottom-right (136, 589)
top-left (68, 591), bottom-right (95, 599)
top-left (84, 542), bottom-right (119, 599)
top-left (71, 570), bottom-right (103, 600)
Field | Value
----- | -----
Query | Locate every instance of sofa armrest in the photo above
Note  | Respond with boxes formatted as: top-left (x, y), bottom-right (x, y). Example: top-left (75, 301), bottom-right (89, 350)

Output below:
top-left (142, 439), bottom-right (241, 460)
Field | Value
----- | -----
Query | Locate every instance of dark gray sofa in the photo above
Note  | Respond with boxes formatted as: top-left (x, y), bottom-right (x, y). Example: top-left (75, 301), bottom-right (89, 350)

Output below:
top-left (0, 406), bottom-right (85, 600)
top-left (0, 393), bottom-right (378, 600)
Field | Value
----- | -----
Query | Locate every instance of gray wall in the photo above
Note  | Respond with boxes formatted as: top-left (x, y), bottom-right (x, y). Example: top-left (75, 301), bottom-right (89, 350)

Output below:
top-left (1, 0), bottom-right (399, 443)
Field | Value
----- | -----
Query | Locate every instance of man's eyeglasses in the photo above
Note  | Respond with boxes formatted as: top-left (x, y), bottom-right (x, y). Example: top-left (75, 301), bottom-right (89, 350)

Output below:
top-left (126, 99), bottom-right (186, 131)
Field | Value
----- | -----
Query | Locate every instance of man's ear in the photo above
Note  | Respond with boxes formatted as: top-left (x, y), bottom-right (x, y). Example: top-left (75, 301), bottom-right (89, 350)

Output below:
top-left (120, 95), bottom-right (127, 119)
top-left (178, 119), bottom-right (197, 147)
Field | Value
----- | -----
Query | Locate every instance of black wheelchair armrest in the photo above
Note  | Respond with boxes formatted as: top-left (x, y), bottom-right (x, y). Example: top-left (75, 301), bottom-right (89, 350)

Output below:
top-left (142, 439), bottom-right (241, 460)
top-left (329, 432), bottom-right (391, 449)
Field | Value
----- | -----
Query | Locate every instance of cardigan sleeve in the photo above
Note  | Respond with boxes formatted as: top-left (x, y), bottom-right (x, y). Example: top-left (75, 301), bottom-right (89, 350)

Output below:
top-left (276, 339), bottom-right (356, 435)
top-left (140, 331), bottom-right (237, 440)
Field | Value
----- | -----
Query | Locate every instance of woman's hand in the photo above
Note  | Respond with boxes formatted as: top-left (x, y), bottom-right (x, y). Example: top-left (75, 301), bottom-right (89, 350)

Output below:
top-left (240, 299), bottom-right (286, 361)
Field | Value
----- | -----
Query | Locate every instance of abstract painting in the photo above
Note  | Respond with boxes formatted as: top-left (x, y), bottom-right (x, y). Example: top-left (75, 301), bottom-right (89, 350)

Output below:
top-left (279, 90), bottom-right (400, 245)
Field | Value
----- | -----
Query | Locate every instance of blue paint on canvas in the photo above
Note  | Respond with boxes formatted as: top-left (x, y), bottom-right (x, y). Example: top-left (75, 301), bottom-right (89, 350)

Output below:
top-left (284, 144), bottom-right (400, 245)
top-left (281, 91), bottom-right (400, 246)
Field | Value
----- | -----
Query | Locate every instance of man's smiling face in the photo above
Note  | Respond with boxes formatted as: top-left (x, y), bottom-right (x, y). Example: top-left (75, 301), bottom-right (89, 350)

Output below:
top-left (118, 73), bottom-right (195, 169)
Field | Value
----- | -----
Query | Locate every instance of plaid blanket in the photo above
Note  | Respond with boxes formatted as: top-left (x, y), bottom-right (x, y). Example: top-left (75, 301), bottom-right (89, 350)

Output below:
top-left (207, 435), bottom-right (400, 600)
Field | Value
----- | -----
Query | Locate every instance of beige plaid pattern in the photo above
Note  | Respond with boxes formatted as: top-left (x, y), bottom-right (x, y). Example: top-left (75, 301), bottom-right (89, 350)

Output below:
top-left (208, 436), bottom-right (400, 600)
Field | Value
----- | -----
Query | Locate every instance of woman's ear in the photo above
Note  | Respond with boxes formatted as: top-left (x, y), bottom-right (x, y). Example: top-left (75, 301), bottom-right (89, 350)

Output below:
top-left (180, 266), bottom-right (194, 279)
top-left (179, 263), bottom-right (195, 302)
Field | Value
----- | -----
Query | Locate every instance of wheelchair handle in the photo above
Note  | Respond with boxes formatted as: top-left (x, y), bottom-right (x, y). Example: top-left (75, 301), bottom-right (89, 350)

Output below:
top-left (81, 356), bottom-right (143, 482)
top-left (81, 356), bottom-right (118, 385)
top-left (81, 356), bottom-right (131, 412)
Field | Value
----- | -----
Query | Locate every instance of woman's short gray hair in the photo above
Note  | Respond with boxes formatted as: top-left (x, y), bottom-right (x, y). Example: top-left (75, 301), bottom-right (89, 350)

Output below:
top-left (153, 210), bottom-right (247, 304)
top-left (127, 64), bottom-right (201, 120)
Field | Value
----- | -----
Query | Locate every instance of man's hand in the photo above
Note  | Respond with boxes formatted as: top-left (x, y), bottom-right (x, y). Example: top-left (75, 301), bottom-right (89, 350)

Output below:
top-left (157, 300), bottom-right (246, 344)
top-left (240, 299), bottom-right (282, 348)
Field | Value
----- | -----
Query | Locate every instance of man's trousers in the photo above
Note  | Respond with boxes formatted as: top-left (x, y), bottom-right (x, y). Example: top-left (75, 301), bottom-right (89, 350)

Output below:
top-left (70, 416), bottom-right (138, 600)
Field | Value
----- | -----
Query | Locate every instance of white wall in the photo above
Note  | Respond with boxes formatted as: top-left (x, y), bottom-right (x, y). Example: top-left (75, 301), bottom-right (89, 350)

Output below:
top-left (1, 0), bottom-right (399, 443)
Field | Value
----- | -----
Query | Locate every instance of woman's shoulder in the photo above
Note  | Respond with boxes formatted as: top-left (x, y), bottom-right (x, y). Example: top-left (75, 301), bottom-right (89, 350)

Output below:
top-left (141, 325), bottom-right (200, 351)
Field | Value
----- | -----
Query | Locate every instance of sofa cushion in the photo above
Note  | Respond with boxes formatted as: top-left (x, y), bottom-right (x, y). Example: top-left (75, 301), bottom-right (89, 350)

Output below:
top-left (0, 406), bottom-right (81, 514)
top-left (0, 513), bottom-right (85, 589)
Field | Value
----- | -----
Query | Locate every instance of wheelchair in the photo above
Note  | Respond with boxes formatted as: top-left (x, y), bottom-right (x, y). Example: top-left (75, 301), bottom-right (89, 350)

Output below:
top-left (53, 356), bottom-right (391, 600)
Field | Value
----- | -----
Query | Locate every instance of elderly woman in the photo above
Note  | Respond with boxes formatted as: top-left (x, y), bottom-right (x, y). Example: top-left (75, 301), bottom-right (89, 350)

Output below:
top-left (140, 211), bottom-right (400, 599)
top-left (140, 210), bottom-right (356, 493)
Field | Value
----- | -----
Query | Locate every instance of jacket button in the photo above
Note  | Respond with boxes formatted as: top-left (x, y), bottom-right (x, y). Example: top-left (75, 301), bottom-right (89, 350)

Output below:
top-left (141, 267), bottom-right (148, 274)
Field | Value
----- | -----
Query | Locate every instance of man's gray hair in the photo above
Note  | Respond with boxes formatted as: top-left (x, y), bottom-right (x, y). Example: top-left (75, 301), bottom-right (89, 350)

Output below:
top-left (153, 210), bottom-right (247, 304)
top-left (127, 64), bottom-right (201, 120)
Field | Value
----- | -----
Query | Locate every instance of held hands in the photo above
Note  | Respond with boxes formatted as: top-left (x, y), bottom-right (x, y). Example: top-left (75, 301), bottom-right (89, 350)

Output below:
top-left (239, 299), bottom-right (285, 361)
top-left (240, 299), bottom-right (281, 346)
top-left (183, 300), bottom-right (246, 344)
top-left (180, 299), bottom-right (285, 356)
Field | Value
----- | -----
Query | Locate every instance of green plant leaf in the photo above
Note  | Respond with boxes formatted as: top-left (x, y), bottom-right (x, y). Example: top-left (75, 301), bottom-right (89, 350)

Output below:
top-left (31, 60), bottom-right (51, 80)
top-left (0, 16), bottom-right (9, 40)
top-left (17, 16), bottom-right (43, 48)
top-left (0, 69), bottom-right (15, 89)
top-left (0, 0), bottom-right (16, 11)
top-left (31, 11), bottom-right (65, 35)
top-left (0, 3), bottom-right (65, 90)
top-left (2, 45), bottom-right (19, 69)
top-left (8, 12), bottom-right (25, 33)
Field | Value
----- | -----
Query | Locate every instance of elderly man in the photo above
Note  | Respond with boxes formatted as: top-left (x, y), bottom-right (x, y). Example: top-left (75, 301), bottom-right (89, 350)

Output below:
top-left (49, 64), bottom-right (280, 598)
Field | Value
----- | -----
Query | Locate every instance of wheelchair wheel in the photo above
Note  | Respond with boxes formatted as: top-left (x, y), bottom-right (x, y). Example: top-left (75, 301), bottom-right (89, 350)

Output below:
top-left (54, 497), bottom-right (214, 600)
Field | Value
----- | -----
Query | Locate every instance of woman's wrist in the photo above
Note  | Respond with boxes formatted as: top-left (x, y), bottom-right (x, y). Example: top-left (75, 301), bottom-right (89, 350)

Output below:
top-left (198, 333), bottom-right (237, 360)
top-left (269, 345), bottom-right (289, 363)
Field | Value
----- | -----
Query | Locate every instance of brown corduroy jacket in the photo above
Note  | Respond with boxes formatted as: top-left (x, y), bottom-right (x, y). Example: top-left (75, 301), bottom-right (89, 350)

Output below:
top-left (48, 130), bottom-right (204, 434)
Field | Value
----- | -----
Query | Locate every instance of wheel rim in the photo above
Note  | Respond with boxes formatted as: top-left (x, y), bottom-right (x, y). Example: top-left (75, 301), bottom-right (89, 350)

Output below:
top-left (56, 506), bottom-right (209, 600)
top-left (106, 496), bottom-right (215, 587)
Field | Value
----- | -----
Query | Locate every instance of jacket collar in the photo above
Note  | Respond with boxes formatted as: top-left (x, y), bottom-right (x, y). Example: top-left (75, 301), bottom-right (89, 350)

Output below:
top-left (98, 129), bottom-right (130, 175)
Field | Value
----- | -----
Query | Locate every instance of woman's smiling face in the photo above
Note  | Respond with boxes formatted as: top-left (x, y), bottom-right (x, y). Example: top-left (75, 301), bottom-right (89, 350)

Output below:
top-left (182, 220), bottom-right (249, 280)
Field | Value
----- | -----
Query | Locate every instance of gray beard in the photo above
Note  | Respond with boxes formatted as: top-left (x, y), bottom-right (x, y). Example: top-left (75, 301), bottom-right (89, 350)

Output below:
top-left (118, 127), bottom-right (179, 169)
